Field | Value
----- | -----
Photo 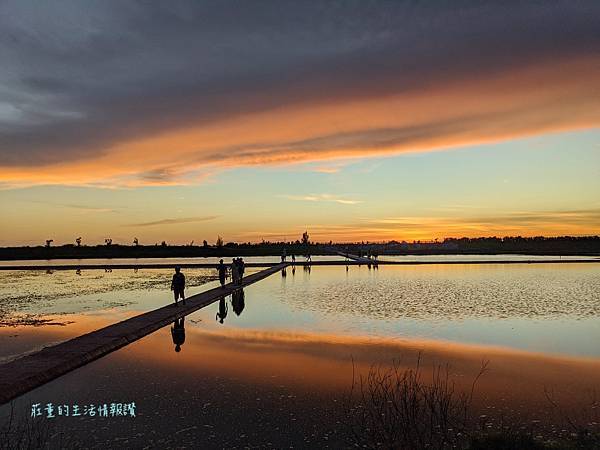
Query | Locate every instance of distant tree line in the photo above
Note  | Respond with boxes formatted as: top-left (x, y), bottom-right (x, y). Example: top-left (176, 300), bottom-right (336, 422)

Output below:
top-left (442, 236), bottom-right (600, 254)
top-left (335, 236), bottom-right (600, 255)
top-left (1, 235), bottom-right (598, 261)
top-left (0, 235), bottom-right (320, 261)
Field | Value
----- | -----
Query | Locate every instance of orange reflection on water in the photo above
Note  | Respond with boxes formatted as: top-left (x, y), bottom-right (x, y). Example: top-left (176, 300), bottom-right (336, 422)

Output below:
top-left (115, 325), bottom-right (600, 411)
top-left (0, 311), bottom-right (136, 361)
top-left (5, 311), bottom-right (599, 413)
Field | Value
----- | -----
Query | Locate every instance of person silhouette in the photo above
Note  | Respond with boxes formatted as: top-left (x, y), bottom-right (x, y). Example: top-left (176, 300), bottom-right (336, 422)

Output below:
top-left (217, 259), bottom-right (227, 288)
top-left (171, 266), bottom-right (186, 306)
top-left (232, 288), bottom-right (245, 316)
top-left (216, 295), bottom-right (228, 323)
top-left (171, 317), bottom-right (185, 352)
top-left (238, 258), bottom-right (245, 284)
top-left (231, 258), bottom-right (240, 285)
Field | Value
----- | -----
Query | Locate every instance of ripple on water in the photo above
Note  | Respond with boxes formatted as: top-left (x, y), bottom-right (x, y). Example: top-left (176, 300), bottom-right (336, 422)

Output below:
top-left (278, 265), bottom-right (600, 321)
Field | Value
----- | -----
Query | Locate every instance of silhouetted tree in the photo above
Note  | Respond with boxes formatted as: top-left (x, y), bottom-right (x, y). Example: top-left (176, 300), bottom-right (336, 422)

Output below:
top-left (301, 231), bottom-right (310, 246)
top-left (45, 239), bottom-right (53, 248)
top-left (203, 240), bottom-right (208, 247)
top-left (161, 241), bottom-right (167, 247)
top-left (105, 238), bottom-right (112, 246)
top-left (216, 236), bottom-right (223, 248)
top-left (133, 237), bottom-right (139, 246)
top-left (75, 237), bottom-right (82, 247)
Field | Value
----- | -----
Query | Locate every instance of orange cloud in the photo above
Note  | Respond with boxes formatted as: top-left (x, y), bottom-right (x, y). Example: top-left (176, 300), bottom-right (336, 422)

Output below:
top-left (1, 55), bottom-right (598, 188)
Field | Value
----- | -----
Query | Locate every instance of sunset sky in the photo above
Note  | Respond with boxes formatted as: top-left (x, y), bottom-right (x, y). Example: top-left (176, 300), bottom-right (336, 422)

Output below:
top-left (1, 1), bottom-right (599, 245)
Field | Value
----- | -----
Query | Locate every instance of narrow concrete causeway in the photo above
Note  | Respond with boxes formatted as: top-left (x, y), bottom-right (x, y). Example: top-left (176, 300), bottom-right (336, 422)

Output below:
top-left (336, 251), bottom-right (377, 264)
top-left (0, 263), bottom-right (288, 405)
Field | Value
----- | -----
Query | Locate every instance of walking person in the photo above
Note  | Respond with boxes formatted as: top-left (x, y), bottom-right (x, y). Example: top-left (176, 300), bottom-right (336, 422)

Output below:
top-left (218, 259), bottom-right (227, 288)
top-left (238, 258), bottom-right (245, 284)
top-left (171, 266), bottom-right (186, 306)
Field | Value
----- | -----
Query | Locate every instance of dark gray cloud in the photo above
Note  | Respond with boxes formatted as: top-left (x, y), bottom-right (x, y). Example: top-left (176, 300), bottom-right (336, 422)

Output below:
top-left (0, 0), bottom-right (599, 166)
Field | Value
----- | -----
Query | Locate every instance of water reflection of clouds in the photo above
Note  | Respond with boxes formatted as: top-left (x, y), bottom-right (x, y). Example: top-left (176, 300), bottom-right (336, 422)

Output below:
top-left (114, 325), bottom-right (600, 411)
top-left (188, 264), bottom-right (600, 356)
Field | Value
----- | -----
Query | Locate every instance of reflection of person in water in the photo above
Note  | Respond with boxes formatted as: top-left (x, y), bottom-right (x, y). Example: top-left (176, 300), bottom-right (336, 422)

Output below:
top-left (231, 289), bottom-right (245, 316)
top-left (216, 296), bottom-right (228, 324)
top-left (171, 317), bottom-right (185, 353)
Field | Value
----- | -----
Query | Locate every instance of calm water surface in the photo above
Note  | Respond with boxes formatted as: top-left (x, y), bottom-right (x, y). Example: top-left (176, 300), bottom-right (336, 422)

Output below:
top-left (2, 262), bottom-right (599, 447)
top-left (186, 263), bottom-right (600, 356)
top-left (1, 262), bottom-right (599, 360)
top-left (0, 255), bottom-right (340, 267)
top-left (379, 254), bottom-right (599, 262)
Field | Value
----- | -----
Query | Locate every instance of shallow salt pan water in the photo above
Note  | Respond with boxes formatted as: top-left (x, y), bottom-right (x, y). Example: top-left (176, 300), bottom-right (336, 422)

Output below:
top-left (0, 268), bottom-right (224, 360)
top-left (2, 262), bottom-right (599, 447)
top-left (189, 263), bottom-right (600, 357)
top-left (379, 254), bottom-right (599, 262)
top-left (0, 262), bottom-right (599, 361)
top-left (0, 255), bottom-right (338, 267)
top-left (278, 264), bottom-right (600, 319)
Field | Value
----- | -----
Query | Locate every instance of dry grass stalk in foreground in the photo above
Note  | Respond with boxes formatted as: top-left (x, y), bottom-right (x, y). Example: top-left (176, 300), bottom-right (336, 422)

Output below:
top-left (344, 354), bottom-right (488, 449)
top-left (0, 403), bottom-right (51, 450)
top-left (344, 355), bottom-right (600, 450)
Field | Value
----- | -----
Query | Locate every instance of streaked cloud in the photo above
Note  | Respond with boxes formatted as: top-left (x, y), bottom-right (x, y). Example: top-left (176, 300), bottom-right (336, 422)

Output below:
top-left (312, 167), bottom-right (342, 174)
top-left (0, 1), bottom-right (598, 186)
top-left (281, 194), bottom-right (362, 205)
top-left (27, 200), bottom-right (118, 213)
top-left (126, 216), bottom-right (219, 227)
top-left (63, 204), bottom-right (116, 214)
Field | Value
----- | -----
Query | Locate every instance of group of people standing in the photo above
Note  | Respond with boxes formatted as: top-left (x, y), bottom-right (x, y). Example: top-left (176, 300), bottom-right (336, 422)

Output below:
top-left (281, 250), bottom-right (311, 264)
top-left (216, 258), bottom-right (245, 288)
top-left (231, 257), bottom-right (245, 285)
top-left (172, 257), bottom-right (247, 309)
